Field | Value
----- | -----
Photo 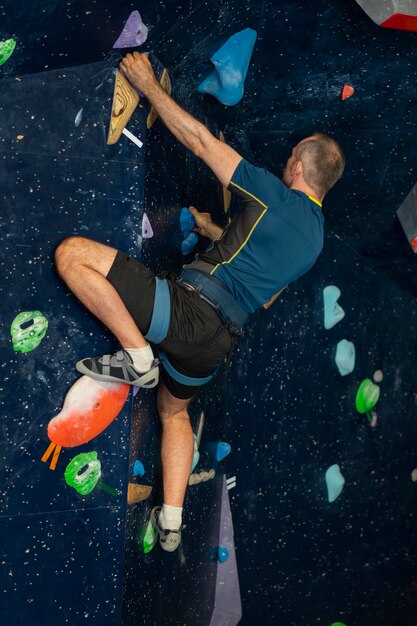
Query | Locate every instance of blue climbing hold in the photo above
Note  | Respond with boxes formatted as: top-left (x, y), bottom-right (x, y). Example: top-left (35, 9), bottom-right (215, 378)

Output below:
top-left (325, 464), bottom-right (345, 503)
top-left (197, 28), bottom-right (257, 106)
top-left (180, 207), bottom-right (199, 255)
top-left (215, 442), bottom-right (231, 462)
top-left (133, 460), bottom-right (145, 477)
top-left (182, 232), bottom-right (199, 255)
top-left (323, 285), bottom-right (345, 329)
top-left (218, 546), bottom-right (230, 563)
top-left (335, 339), bottom-right (355, 376)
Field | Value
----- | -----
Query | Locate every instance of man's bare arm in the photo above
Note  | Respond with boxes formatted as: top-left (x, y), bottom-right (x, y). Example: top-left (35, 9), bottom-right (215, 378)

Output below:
top-left (119, 53), bottom-right (242, 188)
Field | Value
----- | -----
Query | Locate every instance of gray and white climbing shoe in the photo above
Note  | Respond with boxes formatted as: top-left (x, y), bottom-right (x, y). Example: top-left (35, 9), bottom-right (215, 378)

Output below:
top-left (149, 506), bottom-right (183, 553)
top-left (76, 349), bottom-right (159, 388)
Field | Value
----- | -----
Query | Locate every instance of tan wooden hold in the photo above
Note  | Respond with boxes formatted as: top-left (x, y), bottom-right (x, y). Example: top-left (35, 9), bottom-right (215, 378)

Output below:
top-left (127, 483), bottom-right (153, 504)
top-left (107, 71), bottom-right (139, 145)
top-left (147, 68), bottom-right (172, 129)
top-left (219, 131), bottom-right (232, 213)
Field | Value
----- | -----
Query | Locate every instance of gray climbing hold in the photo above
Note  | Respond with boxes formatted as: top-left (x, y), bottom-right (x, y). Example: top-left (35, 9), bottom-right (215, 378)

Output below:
top-left (335, 339), bottom-right (355, 376)
top-left (323, 285), bottom-right (345, 329)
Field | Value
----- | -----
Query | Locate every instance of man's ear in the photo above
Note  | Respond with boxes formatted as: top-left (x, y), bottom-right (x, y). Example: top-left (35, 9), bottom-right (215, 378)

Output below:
top-left (294, 159), bottom-right (304, 176)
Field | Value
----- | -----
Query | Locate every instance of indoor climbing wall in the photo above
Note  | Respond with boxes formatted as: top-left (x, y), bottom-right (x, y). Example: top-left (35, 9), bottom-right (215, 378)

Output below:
top-left (2, 1), bottom-right (417, 626)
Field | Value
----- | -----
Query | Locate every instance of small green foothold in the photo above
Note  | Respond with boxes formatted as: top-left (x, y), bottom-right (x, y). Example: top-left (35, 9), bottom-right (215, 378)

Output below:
top-left (355, 378), bottom-right (380, 414)
top-left (64, 451), bottom-right (101, 496)
top-left (0, 39), bottom-right (16, 65)
top-left (10, 311), bottom-right (48, 353)
top-left (330, 623), bottom-right (348, 626)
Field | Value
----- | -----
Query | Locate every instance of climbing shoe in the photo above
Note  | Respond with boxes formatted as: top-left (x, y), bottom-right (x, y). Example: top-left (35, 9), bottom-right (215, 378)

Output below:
top-left (144, 506), bottom-right (183, 553)
top-left (76, 349), bottom-right (159, 388)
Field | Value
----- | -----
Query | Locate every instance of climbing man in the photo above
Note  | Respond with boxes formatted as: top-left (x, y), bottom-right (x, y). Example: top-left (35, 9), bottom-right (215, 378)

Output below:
top-left (54, 52), bottom-right (345, 553)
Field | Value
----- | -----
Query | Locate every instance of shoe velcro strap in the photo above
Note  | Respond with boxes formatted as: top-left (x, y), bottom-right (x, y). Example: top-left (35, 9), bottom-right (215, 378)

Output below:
top-left (101, 354), bottom-right (111, 366)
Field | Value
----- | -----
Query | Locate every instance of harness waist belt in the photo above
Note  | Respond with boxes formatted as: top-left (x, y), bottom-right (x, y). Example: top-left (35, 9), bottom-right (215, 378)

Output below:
top-left (178, 269), bottom-right (249, 328)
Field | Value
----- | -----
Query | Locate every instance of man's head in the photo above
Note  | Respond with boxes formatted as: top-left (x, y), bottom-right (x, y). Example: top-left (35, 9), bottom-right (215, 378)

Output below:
top-left (282, 133), bottom-right (345, 200)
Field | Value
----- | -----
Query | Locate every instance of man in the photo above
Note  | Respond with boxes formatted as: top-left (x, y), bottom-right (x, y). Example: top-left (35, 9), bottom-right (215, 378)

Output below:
top-left (55, 52), bottom-right (345, 552)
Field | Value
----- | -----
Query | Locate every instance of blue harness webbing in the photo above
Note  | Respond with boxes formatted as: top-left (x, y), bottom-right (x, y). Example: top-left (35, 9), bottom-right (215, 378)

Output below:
top-left (144, 277), bottom-right (217, 387)
top-left (144, 277), bottom-right (171, 344)
top-left (158, 351), bottom-right (216, 386)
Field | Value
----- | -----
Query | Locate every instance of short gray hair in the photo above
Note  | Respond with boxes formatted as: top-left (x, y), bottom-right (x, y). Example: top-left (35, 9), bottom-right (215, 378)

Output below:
top-left (296, 133), bottom-right (345, 197)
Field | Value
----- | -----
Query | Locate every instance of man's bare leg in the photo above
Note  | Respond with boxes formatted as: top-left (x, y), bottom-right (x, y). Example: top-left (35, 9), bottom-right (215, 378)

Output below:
top-left (55, 236), bottom-right (147, 349)
top-left (156, 383), bottom-right (194, 508)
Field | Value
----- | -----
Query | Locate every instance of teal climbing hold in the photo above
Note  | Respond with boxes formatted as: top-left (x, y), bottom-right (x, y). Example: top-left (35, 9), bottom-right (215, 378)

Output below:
top-left (191, 434), bottom-right (200, 472)
top-left (325, 464), bottom-right (345, 503)
top-left (215, 442), bottom-right (231, 462)
top-left (335, 339), bottom-right (355, 376)
top-left (197, 28), bottom-right (257, 106)
top-left (0, 39), bottom-right (16, 65)
top-left (323, 285), bottom-right (345, 329)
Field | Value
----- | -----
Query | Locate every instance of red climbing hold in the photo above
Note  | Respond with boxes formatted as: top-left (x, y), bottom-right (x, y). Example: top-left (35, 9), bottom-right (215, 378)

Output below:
top-left (341, 85), bottom-right (355, 100)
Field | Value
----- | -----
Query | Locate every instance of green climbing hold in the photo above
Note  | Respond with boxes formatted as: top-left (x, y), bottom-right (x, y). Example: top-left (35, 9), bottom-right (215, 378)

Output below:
top-left (10, 311), bottom-right (48, 353)
top-left (64, 451), bottom-right (101, 496)
top-left (0, 39), bottom-right (16, 65)
top-left (330, 623), bottom-right (348, 626)
top-left (355, 378), bottom-right (380, 414)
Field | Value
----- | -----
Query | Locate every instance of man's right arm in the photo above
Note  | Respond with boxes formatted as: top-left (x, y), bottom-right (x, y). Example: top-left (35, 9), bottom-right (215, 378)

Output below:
top-left (119, 53), bottom-right (243, 188)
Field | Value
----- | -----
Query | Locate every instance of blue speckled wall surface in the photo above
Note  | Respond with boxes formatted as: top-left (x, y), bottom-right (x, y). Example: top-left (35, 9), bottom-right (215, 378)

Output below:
top-left (2, 0), bottom-right (417, 625)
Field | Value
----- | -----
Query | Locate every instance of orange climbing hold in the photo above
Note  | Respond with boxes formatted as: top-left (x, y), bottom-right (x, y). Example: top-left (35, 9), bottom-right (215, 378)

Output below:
top-left (341, 84), bottom-right (355, 100)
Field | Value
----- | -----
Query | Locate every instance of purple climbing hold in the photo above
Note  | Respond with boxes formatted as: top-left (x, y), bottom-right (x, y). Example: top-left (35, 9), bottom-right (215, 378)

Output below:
top-left (113, 10), bottom-right (149, 49)
top-left (142, 212), bottom-right (153, 239)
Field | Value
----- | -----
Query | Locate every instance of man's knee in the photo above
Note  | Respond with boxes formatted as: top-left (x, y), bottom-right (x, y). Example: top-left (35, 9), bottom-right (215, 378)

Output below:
top-left (55, 236), bottom-right (88, 277)
top-left (156, 387), bottom-right (191, 425)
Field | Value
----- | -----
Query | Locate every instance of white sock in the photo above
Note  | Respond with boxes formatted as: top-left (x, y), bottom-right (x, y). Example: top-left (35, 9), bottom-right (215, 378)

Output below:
top-left (159, 504), bottom-right (183, 530)
top-left (125, 345), bottom-right (154, 372)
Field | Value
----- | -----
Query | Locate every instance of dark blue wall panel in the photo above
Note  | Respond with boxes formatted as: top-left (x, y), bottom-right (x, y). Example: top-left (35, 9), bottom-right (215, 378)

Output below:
top-left (2, 1), bottom-right (417, 625)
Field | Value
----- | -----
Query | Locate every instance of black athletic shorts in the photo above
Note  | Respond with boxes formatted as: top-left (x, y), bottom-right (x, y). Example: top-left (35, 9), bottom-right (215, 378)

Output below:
top-left (106, 251), bottom-right (234, 400)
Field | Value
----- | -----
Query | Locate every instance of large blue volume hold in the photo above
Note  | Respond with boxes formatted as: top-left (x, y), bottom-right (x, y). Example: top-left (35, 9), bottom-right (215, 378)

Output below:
top-left (197, 28), bottom-right (257, 106)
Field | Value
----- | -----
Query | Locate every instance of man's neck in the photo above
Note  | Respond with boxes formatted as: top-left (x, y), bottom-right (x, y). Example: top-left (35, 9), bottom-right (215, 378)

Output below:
top-left (290, 182), bottom-right (324, 205)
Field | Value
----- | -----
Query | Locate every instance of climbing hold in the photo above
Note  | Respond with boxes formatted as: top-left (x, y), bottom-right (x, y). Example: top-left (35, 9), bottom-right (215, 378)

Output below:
top-left (218, 546), bottom-right (230, 563)
top-left (191, 434), bottom-right (200, 472)
top-left (74, 108), bottom-right (83, 127)
top-left (373, 369), bottom-right (383, 383)
top-left (113, 10), bottom-right (148, 48)
top-left (411, 469), bottom-right (417, 482)
top-left (215, 442), bottom-right (231, 462)
top-left (147, 68), bottom-right (172, 129)
top-left (369, 411), bottom-right (378, 428)
top-left (355, 0), bottom-right (417, 32)
top-left (323, 286), bottom-right (345, 329)
top-left (341, 84), bottom-right (354, 100)
top-left (335, 339), bottom-right (355, 376)
top-left (189, 469), bottom-right (216, 486)
top-left (141, 212), bottom-right (153, 239)
top-left (355, 378), bottom-right (380, 415)
top-left (182, 232), bottom-right (199, 255)
top-left (133, 459), bottom-right (145, 477)
top-left (16, 135), bottom-right (24, 140)
top-left (0, 38), bottom-right (16, 66)
top-left (10, 311), bottom-right (48, 353)
top-left (325, 464), bottom-right (346, 503)
top-left (180, 207), bottom-right (199, 255)
top-left (47, 376), bottom-right (129, 448)
top-left (197, 28), bottom-right (257, 106)
top-left (64, 451), bottom-right (101, 496)
top-left (107, 71), bottom-right (139, 145)
top-left (396, 181), bottom-right (417, 253)
top-left (127, 483), bottom-right (152, 504)
top-left (330, 623), bottom-right (348, 626)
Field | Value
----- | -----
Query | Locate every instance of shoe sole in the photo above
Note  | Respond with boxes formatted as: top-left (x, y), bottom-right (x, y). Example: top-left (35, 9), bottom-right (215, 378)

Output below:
top-left (75, 361), bottom-right (159, 388)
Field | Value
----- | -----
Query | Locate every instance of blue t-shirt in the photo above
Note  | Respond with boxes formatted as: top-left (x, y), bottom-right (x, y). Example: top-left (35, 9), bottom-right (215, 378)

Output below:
top-left (186, 159), bottom-right (324, 313)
